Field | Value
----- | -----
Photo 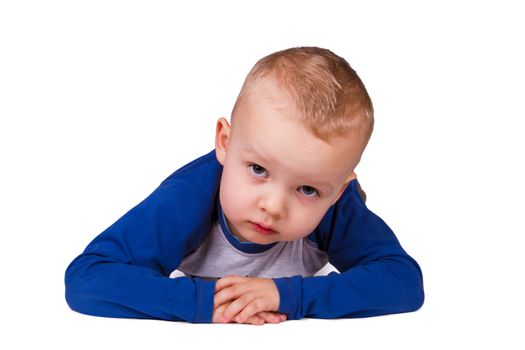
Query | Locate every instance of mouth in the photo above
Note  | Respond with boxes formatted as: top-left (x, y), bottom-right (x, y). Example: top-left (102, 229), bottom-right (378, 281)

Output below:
top-left (250, 222), bottom-right (277, 236)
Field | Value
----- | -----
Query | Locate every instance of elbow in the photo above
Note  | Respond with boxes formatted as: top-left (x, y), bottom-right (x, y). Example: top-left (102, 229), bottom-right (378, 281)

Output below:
top-left (64, 264), bottom-right (80, 313)
top-left (65, 283), bottom-right (81, 313)
top-left (64, 255), bottom-right (90, 315)
top-left (403, 257), bottom-right (425, 312)
top-left (407, 280), bottom-right (425, 312)
top-left (386, 254), bottom-right (425, 313)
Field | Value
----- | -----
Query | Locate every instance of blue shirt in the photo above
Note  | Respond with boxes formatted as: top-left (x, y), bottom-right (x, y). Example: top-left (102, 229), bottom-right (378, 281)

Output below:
top-left (65, 150), bottom-right (424, 322)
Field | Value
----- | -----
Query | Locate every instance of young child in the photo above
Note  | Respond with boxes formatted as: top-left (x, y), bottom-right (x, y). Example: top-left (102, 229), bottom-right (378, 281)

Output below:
top-left (65, 47), bottom-right (424, 325)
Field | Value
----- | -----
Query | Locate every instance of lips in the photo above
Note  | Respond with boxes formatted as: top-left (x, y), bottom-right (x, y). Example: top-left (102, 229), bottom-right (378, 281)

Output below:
top-left (250, 222), bottom-right (277, 235)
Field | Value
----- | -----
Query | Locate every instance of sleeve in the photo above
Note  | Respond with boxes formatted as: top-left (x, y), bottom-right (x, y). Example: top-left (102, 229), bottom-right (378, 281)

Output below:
top-left (273, 180), bottom-right (424, 320)
top-left (65, 154), bottom-right (220, 323)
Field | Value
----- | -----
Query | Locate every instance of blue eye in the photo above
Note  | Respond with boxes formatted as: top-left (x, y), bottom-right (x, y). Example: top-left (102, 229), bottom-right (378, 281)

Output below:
top-left (249, 164), bottom-right (268, 177)
top-left (298, 185), bottom-right (319, 197)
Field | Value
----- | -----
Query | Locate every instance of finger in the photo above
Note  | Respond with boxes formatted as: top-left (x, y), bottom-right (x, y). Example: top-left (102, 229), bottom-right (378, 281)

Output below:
top-left (214, 282), bottom-right (250, 309)
top-left (221, 293), bottom-right (254, 323)
top-left (215, 275), bottom-right (247, 293)
top-left (243, 314), bottom-right (265, 326)
top-left (255, 311), bottom-right (283, 324)
top-left (216, 275), bottom-right (246, 291)
top-left (212, 302), bottom-right (231, 323)
top-left (234, 297), bottom-right (270, 324)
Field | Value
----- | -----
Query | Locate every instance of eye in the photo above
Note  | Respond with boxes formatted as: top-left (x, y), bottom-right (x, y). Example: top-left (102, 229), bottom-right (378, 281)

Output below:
top-left (298, 185), bottom-right (319, 197)
top-left (248, 163), bottom-right (268, 178)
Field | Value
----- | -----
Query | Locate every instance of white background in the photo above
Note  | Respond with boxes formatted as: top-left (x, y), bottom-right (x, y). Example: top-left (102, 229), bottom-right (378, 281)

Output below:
top-left (1, 1), bottom-right (524, 348)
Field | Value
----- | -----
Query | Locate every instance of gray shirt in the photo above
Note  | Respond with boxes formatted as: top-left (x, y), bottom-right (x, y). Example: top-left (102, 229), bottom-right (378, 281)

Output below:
top-left (171, 220), bottom-right (330, 281)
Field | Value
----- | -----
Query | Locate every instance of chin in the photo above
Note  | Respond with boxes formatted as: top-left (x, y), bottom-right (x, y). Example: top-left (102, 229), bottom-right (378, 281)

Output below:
top-left (239, 233), bottom-right (271, 244)
top-left (254, 236), bottom-right (280, 244)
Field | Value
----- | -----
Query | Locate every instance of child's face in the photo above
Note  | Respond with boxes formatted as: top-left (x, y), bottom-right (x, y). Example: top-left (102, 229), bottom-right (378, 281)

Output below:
top-left (215, 76), bottom-right (363, 245)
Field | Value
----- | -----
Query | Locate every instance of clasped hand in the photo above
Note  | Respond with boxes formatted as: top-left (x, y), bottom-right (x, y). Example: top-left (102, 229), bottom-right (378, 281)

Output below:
top-left (212, 275), bottom-right (287, 325)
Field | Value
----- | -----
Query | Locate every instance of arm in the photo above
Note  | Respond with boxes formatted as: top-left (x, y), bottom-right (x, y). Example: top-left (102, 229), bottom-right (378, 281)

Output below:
top-left (65, 152), bottom-right (221, 322)
top-left (274, 179), bottom-right (424, 319)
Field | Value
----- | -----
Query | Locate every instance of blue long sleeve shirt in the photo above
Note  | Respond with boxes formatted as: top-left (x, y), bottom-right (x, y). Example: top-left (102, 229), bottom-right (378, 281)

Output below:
top-left (65, 150), bottom-right (424, 322)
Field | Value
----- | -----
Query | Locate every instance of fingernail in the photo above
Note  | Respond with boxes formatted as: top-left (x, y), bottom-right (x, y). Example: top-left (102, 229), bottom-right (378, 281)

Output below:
top-left (280, 315), bottom-right (286, 321)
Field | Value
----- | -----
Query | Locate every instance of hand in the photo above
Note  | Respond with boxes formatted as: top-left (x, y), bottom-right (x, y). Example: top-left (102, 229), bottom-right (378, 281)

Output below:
top-left (212, 300), bottom-right (286, 325)
top-left (213, 275), bottom-right (285, 324)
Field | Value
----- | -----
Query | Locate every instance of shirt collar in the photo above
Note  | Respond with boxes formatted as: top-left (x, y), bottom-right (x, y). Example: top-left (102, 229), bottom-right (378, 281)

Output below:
top-left (217, 202), bottom-right (278, 254)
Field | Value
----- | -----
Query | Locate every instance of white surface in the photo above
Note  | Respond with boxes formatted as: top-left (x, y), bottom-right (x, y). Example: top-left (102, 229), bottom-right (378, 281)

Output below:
top-left (1, 1), bottom-right (524, 349)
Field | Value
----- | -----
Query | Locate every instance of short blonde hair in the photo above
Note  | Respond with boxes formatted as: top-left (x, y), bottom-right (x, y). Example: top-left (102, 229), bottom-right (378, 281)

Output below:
top-left (231, 47), bottom-right (374, 144)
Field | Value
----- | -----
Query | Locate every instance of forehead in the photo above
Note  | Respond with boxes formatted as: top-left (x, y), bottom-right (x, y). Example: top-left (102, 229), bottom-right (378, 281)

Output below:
top-left (231, 78), bottom-right (361, 185)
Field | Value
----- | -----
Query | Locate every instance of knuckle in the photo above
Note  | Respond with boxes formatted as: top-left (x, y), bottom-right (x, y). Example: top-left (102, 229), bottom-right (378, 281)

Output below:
top-left (253, 298), bottom-right (266, 310)
top-left (260, 313), bottom-right (272, 322)
top-left (217, 291), bottom-right (229, 303)
top-left (250, 315), bottom-right (263, 325)
top-left (240, 292), bottom-right (253, 302)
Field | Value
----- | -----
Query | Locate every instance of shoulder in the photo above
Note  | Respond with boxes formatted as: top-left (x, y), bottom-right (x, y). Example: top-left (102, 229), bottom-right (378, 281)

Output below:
top-left (138, 150), bottom-right (222, 217)
top-left (326, 178), bottom-right (368, 221)
top-left (306, 178), bottom-right (368, 250)
top-left (159, 150), bottom-right (222, 188)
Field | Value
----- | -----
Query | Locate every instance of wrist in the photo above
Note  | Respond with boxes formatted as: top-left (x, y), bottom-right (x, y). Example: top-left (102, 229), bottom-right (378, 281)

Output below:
top-left (273, 275), bottom-right (303, 320)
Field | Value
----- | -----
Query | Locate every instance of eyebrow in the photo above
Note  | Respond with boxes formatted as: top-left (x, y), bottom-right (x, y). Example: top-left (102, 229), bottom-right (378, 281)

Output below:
top-left (242, 145), bottom-right (274, 164)
top-left (242, 146), bottom-right (335, 192)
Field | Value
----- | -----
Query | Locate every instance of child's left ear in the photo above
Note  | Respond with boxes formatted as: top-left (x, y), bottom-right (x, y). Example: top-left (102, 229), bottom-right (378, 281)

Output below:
top-left (331, 172), bottom-right (357, 205)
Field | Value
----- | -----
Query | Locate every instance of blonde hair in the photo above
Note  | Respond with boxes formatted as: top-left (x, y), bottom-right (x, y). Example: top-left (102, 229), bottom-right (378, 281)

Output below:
top-left (232, 47), bottom-right (374, 144)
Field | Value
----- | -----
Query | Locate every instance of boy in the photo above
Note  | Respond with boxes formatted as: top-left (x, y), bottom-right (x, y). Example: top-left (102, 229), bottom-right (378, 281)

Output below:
top-left (65, 47), bottom-right (424, 325)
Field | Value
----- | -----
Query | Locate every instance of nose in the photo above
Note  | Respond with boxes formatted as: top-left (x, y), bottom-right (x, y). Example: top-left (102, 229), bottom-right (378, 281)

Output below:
top-left (258, 188), bottom-right (286, 219)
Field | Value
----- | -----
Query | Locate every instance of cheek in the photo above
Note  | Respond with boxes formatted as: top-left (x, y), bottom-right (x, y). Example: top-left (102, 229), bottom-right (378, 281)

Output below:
top-left (285, 204), bottom-right (328, 238)
top-left (219, 165), bottom-right (250, 215)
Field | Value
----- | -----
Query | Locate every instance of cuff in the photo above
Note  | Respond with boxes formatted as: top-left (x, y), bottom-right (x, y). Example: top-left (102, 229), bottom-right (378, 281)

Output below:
top-left (193, 277), bottom-right (217, 323)
top-left (273, 275), bottom-right (303, 320)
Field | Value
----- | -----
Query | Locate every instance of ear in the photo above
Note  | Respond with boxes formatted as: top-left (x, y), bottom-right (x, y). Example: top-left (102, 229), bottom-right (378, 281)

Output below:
top-left (330, 172), bottom-right (357, 205)
top-left (215, 117), bottom-right (231, 166)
